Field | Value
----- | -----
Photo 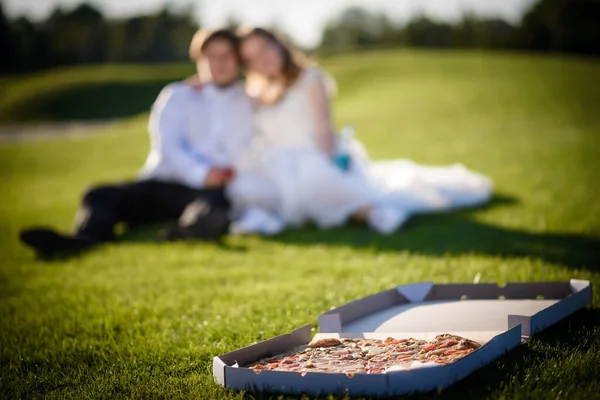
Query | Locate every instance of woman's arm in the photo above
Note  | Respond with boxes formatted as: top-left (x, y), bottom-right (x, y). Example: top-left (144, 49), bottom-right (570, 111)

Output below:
top-left (306, 71), bottom-right (336, 157)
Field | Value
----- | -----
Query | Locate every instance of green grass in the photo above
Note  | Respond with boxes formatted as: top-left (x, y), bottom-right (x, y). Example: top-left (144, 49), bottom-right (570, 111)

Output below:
top-left (1, 50), bottom-right (600, 399)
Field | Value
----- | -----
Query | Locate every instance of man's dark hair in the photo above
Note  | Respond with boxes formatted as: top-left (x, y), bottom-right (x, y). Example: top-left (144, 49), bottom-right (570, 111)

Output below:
top-left (189, 29), bottom-right (241, 63)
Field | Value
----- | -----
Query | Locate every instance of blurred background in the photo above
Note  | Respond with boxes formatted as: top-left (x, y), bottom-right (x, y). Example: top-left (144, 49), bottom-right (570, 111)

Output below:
top-left (0, 0), bottom-right (598, 126)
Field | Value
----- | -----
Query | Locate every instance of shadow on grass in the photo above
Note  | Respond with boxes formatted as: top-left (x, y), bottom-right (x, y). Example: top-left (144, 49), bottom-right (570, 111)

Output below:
top-left (33, 194), bottom-right (600, 271)
top-left (267, 195), bottom-right (600, 271)
top-left (245, 308), bottom-right (600, 400)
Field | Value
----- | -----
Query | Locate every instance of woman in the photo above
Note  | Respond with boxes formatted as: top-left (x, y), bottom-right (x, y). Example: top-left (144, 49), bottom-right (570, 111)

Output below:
top-left (228, 28), bottom-right (492, 235)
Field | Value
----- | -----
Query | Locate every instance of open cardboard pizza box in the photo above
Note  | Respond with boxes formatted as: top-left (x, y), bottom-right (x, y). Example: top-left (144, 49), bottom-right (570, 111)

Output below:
top-left (213, 280), bottom-right (592, 397)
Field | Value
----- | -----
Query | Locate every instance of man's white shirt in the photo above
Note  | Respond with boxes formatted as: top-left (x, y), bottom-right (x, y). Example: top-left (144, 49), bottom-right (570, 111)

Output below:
top-left (140, 81), bottom-right (254, 189)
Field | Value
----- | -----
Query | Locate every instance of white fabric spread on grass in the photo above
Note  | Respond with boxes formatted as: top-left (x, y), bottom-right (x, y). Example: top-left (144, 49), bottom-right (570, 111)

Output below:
top-left (228, 67), bottom-right (492, 231)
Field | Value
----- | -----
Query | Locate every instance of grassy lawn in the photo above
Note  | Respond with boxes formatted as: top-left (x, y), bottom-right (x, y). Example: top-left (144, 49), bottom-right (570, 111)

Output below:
top-left (1, 50), bottom-right (599, 399)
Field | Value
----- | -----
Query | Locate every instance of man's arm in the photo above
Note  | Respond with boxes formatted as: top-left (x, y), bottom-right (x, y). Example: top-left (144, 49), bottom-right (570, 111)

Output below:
top-left (148, 86), bottom-right (228, 188)
top-left (226, 95), bottom-right (257, 171)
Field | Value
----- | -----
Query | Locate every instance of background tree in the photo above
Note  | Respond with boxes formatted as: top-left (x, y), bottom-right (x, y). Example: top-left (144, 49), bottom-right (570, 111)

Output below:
top-left (517, 0), bottom-right (600, 55)
top-left (404, 15), bottom-right (453, 48)
top-left (321, 7), bottom-right (398, 52)
top-left (43, 4), bottom-right (107, 65)
top-left (10, 17), bottom-right (45, 72)
top-left (0, 3), bottom-right (17, 72)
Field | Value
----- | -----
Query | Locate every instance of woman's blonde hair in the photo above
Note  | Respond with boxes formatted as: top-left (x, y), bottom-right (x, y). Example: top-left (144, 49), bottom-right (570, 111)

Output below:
top-left (239, 28), bottom-right (313, 104)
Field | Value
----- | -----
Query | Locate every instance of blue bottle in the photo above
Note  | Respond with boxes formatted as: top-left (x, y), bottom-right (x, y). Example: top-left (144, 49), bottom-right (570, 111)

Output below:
top-left (334, 125), bottom-right (355, 171)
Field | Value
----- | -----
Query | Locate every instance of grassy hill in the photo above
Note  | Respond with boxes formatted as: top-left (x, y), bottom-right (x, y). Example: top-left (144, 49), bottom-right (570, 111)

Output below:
top-left (1, 50), bottom-right (599, 399)
top-left (0, 63), bottom-right (195, 122)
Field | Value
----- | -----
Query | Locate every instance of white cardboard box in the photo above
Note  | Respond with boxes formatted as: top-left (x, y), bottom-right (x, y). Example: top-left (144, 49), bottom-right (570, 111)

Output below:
top-left (213, 280), bottom-right (592, 397)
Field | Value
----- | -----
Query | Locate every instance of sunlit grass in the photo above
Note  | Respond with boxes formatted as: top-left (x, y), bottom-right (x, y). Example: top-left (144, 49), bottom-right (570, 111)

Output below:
top-left (0, 50), bottom-right (599, 399)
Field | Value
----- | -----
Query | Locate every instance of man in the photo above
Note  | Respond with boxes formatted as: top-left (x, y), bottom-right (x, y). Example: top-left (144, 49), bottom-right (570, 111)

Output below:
top-left (20, 29), bottom-right (254, 255)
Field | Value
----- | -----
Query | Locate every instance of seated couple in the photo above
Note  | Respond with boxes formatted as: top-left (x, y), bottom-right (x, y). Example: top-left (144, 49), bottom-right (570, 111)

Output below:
top-left (20, 28), bottom-right (493, 256)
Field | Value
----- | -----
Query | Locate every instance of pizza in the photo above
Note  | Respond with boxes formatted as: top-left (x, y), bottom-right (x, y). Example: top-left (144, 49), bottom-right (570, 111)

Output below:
top-left (247, 334), bottom-right (481, 376)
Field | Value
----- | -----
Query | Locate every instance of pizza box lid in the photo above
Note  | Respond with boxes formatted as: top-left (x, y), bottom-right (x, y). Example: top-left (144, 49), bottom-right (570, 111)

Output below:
top-left (213, 280), bottom-right (592, 396)
top-left (318, 279), bottom-right (592, 338)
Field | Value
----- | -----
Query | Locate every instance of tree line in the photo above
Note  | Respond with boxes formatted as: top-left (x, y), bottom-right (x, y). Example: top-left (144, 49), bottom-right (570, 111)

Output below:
top-left (320, 0), bottom-right (599, 55)
top-left (1, 0), bottom-right (598, 74)
top-left (0, 3), bottom-right (200, 73)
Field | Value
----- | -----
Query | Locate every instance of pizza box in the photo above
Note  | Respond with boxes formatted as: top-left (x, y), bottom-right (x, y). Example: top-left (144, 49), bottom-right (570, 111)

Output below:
top-left (213, 280), bottom-right (592, 397)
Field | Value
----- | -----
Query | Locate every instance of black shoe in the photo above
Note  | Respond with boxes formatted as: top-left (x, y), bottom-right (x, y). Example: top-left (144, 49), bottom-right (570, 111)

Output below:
top-left (160, 205), bottom-right (230, 242)
top-left (19, 228), bottom-right (94, 255)
top-left (158, 224), bottom-right (183, 242)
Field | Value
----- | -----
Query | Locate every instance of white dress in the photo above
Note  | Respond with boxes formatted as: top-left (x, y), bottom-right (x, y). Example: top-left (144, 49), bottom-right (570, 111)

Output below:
top-left (228, 68), bottom-right (493, 232)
